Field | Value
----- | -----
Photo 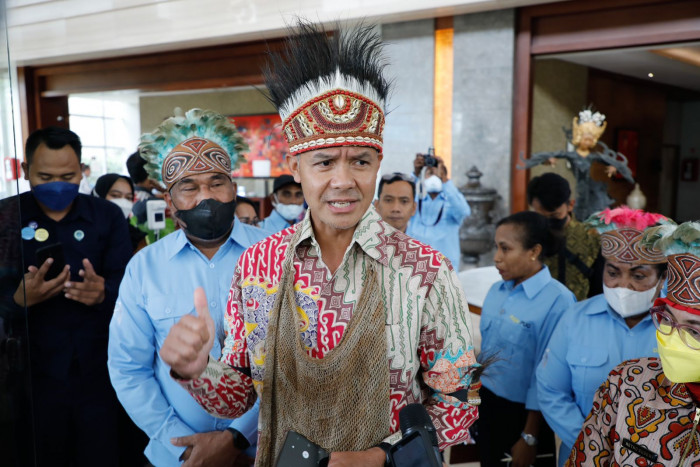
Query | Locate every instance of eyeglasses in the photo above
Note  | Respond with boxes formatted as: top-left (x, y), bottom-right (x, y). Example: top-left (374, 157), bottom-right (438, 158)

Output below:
top-left (651, 306), bottom-right (700, 350)
top-left (380, 172), bottom-right (415, 184)
top-left (238, 216), bottom-right (260, 227)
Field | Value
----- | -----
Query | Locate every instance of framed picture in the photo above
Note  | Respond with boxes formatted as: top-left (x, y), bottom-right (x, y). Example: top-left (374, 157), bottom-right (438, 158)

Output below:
top-left (229, 114), bottom-right (290, 177)
top-left (615, 129), bottom-right (638, 178)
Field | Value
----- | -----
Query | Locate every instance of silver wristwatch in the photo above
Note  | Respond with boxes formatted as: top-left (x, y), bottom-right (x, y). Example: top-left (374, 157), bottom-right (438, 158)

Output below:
top-left (521, 432), bottom-right (538, 446)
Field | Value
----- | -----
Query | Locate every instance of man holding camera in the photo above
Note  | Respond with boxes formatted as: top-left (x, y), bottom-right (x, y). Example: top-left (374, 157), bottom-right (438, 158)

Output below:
top-left (108, 110), bottom-right (268, 467)
top-left (407, 152), bottom-right (471, 270)
top-left (160, 20), bottom-right (480, 467)
top-left (6, 127), bottom-right (132, 466)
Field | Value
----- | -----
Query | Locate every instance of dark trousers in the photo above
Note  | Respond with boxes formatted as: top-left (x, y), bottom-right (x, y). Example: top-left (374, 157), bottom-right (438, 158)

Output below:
top-left (32, 359), bottom-right (119, 467)
top-left (471, 386), bottom-right (556, 467)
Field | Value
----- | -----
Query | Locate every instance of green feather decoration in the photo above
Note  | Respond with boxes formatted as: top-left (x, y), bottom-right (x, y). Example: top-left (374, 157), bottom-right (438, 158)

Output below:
top-left (139, 108), bottom-right (248, 183)
top-left (641, 221), bottom-right (700, 256)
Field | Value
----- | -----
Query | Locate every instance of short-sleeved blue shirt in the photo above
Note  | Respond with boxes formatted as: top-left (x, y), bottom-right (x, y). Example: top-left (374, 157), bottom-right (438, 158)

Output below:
top-left (480, 266), bottom-right (575, 410)
top-left (536, 294), bottom-right (657, 464)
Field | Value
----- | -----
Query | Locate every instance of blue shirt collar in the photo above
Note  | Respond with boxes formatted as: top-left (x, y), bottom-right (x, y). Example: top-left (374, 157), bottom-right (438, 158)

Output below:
top-left (501, 265), bottom-right (552, 299)
top-left (165, 219), bottom-right (255, 260)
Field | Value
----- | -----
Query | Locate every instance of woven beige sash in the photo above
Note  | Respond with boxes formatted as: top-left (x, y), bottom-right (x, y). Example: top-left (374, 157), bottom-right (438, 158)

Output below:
top-left (256, 231), bottom-right (391, 466)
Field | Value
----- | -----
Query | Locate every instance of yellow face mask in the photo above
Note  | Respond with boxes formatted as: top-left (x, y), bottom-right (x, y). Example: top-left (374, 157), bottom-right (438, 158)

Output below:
top-left (656, 331), bottom-right (700, 383)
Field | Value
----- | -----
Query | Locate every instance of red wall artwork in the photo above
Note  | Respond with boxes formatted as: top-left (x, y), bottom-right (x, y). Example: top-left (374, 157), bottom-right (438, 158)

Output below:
top-left (229, 114), bottom-right (290, 177)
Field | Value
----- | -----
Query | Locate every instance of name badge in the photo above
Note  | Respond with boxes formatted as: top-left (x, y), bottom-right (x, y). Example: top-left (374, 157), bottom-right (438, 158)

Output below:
top-left (622, 438), bottom-right (658, 462)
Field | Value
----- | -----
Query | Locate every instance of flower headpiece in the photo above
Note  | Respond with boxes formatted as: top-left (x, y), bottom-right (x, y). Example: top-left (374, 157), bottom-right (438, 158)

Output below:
top-left (572, 106), bottom-right (607, 148)
top-left (262, 20), bottom-right (391, 156)
top-left (139, 108), bottom-right (247, 189)
top-left (585, 206), bottom-right (671, 265)
top-left (643, 222), bottom-right (700, 312)
top-left (577, 109), bottom-right (606, 127)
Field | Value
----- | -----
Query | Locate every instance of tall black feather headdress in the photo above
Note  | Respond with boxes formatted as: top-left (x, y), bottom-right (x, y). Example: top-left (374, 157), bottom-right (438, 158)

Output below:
top-left (263, 19), bottom-right (391, 156)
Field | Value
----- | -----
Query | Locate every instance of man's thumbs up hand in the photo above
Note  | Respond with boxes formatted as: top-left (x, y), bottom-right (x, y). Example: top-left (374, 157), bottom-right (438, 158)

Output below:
top-left (160, 287), bottom-right (216, 379)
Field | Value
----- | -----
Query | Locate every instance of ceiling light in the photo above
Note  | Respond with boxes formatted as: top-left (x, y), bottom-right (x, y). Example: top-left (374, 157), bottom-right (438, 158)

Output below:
top-left (648, 72), bottom-right (654, 78)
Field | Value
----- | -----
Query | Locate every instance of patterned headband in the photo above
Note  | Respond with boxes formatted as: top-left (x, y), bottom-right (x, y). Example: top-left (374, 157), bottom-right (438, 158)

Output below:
top-left (586, 206), bottom-right (670, 265)
top-left (263, 21), bottom-right (390, 157)
top-left (600, 228), bottom-right (666, 265)
top-left (162, 138), bottom-right (231, 189)
top-left (664, 254), bottom-right (700, 311)
top-left (139, 108), bottom-right (247, 189)
top-left (642, 222), bottom-right (700, 311)
top-left (282, 86), bottom-right (384, 156)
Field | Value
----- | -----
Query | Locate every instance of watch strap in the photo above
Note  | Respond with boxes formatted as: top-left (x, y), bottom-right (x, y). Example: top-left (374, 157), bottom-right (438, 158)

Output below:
top-left (375, 442), bottom-right (392, 466)
top-left (226, 427), bottom-right (251, 450)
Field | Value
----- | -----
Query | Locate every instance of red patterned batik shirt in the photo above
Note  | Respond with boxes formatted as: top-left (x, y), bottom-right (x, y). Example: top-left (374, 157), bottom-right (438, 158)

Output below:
top-left (179, 206), bottom-right (480, 448)
top-left (567, 357), bottom-right (700, 467)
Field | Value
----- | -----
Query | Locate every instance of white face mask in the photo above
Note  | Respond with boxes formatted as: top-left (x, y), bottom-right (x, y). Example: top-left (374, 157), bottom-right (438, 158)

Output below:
top-left (603, 283), bottom-right (658, 318)
top-left (275, 201), bottom-right (304, 222)
top-left (110, 198), bottom-right (134, 219)
top-left (423, 175), bottom-right (443, 194)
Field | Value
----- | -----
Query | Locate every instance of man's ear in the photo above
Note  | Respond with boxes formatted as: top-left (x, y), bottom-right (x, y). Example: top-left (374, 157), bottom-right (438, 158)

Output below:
top-left (21, 162), bottom-right (29, 181)
top-left (231, 181), bottom-right (238, 200)
top-left (164, 191), bottom-right (174, 213)
top-left (410, 201), bottom-right (417, 217)
top-left (568, 199), bottom-right (576, 211)
top-left (287, 155), bottom-right (301, 183)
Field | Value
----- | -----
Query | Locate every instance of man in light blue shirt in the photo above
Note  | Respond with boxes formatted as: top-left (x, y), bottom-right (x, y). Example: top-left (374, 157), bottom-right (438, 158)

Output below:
top-left (108, 109), bottom-right (268, 466)
top-left (259, 174), bottom-right (305, 233)
top-left (535, 296), bottom-right (658, 465)
top-left (407, 155), bottom-right (470, 270)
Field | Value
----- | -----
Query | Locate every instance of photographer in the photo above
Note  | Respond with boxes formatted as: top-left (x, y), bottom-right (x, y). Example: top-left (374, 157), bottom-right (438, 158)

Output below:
top-left (407, 151), bottom-right (471, 270)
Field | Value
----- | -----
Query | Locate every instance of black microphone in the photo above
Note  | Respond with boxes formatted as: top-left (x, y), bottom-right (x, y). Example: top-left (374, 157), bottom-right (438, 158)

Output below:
top-left (389, 403), bottom-right (442, 467)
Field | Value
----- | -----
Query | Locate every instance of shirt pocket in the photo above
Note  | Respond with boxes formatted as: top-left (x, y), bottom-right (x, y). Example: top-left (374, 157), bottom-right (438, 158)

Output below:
top-left (496, 317), bottom-right (536, 366)
top-left (146, 295), bottom-right (196, 347)
top-left (566, 346), bottom-right (609, 401)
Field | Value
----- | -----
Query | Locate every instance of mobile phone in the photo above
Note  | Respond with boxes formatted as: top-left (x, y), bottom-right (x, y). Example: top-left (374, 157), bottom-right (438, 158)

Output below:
top-left (35, 242), bottom-right (66, 281)
top-left (275, 430), bottom-right (329, 467)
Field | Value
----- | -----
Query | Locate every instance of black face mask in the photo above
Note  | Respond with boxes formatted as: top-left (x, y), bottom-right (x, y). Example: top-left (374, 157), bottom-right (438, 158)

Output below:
top-left (175, 198), bottom-right (236, 241)
top-left (548, 215), bottom-right (568, 231)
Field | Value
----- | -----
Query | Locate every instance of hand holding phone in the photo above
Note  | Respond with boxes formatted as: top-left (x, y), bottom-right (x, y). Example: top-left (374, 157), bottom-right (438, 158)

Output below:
top-left (64, 258), bottom-right (105, 306)
top-left (35, 242), bottom-right (66, 281)
top-left (13, 245), bottom-right (70, 307)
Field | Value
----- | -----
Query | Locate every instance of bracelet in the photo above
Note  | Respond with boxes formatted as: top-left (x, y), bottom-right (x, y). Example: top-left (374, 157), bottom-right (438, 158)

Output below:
top-left (375, 442), bottom-right (392, 466)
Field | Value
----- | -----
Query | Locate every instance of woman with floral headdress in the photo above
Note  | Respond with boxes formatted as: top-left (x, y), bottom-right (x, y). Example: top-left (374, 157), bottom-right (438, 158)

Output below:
top-left (536, 206), bottom-right (671, 466)
top-left (523, 109), bottom-right (634, 221)
top-left (565, 221), bottom-right (700, 467)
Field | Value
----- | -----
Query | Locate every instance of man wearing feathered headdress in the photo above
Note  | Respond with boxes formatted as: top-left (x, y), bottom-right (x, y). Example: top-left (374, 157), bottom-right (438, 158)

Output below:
top-left (108, 109), bottom-right (270, 467)
top-left (160, 20), bottom-right (481, 466)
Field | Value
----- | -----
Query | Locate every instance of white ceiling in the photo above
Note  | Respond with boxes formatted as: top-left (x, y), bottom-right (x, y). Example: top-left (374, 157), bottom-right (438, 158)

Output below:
top-left (547, 43), bottom-right (700, 93)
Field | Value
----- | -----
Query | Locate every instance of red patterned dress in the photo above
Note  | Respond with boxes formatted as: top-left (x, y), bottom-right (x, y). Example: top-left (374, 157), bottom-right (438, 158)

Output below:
top-left (178, 206), bottom-right (480, 448)
top-left (567, 358), bottom-right (700, 466)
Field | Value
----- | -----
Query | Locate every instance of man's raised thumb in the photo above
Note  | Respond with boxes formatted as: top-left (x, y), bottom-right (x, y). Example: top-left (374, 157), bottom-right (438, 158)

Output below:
top-left (193, 287), bottom-right (212, 324)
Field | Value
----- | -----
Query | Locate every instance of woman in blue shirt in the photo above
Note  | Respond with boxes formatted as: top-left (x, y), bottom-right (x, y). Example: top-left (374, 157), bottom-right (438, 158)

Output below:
top-left (535, 207), bottom-right (670, 466)
top-left (474, 211), bottom-right (575, 467)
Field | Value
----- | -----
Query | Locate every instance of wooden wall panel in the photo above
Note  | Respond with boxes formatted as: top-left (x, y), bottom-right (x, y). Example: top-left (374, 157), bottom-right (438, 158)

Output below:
top-left (18, 38), bottom-right (283, 134)
top-left (511, 0), bottom-right (700, 212)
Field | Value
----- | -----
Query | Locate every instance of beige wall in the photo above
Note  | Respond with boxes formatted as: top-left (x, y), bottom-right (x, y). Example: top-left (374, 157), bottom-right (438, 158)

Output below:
top-left (7, 0), bottom-right (558, 66)
top-left (529, 59), bottom-right (589, 198)
top-left (139, 88), bottom-right (276, 132)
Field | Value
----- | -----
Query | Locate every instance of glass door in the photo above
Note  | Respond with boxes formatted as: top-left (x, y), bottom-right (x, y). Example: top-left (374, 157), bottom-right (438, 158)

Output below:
top-left (0, 2), bottom-right (36, 465)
